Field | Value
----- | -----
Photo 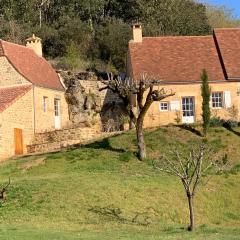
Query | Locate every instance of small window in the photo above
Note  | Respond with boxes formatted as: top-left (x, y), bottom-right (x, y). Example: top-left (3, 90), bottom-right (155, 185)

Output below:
top-left (160, 102), bottom-right (169, 111)
top-left (43, 97), bottom-right (48, 112)
top-left (212, 92), bottom-right (223, 108)
top-left (54, 99), bottom-right (61, 116)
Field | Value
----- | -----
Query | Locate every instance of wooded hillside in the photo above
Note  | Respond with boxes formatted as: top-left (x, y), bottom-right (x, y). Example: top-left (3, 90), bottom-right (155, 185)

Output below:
top-left (0, 0), bottom-right (239, 72)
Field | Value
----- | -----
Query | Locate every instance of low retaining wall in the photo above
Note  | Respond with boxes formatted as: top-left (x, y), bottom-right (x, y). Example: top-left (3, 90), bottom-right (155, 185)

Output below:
top-left (27, 126), bottom-right (121, 154)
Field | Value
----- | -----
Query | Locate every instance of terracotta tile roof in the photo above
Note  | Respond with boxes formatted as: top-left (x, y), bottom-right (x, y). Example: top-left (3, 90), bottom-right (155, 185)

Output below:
top-left (0, 84), bottom-right (32, 113)
top-left (128, 31), bottom-right (238, 83)
top-left (214, 28), bottom-right (240, 79)
top-left (0, 40), bottom-right (63, 90)
top-left (0, 42), bottom-right (4, 56)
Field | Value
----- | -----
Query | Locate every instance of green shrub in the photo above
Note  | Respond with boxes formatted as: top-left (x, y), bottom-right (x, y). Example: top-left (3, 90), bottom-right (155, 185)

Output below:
top-left (223, 120), bottom-right (238, 129)
top-left (209, 117), bottom-right (223, 127)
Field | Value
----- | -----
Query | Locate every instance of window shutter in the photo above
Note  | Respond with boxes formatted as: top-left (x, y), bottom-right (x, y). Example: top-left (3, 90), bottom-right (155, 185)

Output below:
top-left (170, 101), bottom-right (180, 111)
top-left (224, 91), bottom-right (231, 108)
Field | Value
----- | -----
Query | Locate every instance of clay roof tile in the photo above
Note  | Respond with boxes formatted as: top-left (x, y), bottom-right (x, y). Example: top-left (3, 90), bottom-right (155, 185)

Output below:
top-left (0, 84), bottom-right (32, 113)
top-left (0, 40), bottom-right (63, 90)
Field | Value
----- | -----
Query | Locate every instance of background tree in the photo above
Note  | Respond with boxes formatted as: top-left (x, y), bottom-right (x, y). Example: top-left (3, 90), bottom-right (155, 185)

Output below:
top-left (206, 4), bottom-right (240, 28)
top-left (153, 143), bottom-right (228, 231)
top-left (201, 69), bottom-right (211, 137)
top-left (100, 74), bottom-right (175, 160)
top-left (0, 0), bottom-right (214, 72)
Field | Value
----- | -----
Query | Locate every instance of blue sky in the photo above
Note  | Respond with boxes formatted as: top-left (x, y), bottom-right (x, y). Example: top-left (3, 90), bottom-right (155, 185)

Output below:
top-left (199, 0), bottom-right (240, 17)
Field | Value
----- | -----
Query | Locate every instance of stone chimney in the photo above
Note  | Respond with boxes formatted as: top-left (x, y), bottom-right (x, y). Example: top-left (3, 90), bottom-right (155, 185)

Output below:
top-left (132, 23), bottom-right (142, 43)
top-left (26, 34), bottom-right (43, 57)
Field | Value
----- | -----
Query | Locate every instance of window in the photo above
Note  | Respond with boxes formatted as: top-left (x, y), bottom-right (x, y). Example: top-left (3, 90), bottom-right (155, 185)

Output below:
top-left (212, 92), bottom-right (223, 108)
top-left (160, 102), bottom-right (169, 111)
top-left (182, 97), bottom-right (194, 117)
top-left (43, 97), bottom-right (48, 112)
top-left (54, 99), bottom-right (60, 117)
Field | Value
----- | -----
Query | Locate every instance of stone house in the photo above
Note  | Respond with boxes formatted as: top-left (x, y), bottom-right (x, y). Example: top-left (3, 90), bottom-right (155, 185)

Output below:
top-left (127, 24), bottom-right (240, 127)
top-left (0, 35), bottom-right (69, 159)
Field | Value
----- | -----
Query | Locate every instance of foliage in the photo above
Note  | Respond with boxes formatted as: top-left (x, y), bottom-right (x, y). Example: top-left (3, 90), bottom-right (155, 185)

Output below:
top-left (223, 120), bottom-right (239, 129)
top-left (206, 4), bottom-right (240, 28)
top-left (209, 117), bottom-right (239, 129)
top-left (0, 0), bottom-right (218, 72)
top-left (174, 110), bottom-right (181, 125)
top-left (227, 105), bottom-right (239, 122)
top-left (209, 117), bottom-right (223, 127)
top-left (201, 69), bottom-right (211, 136)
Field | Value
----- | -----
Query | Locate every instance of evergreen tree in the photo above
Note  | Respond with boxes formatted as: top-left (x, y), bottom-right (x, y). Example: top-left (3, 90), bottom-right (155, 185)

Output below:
top-left (201, 69), bottom-right (211, 136)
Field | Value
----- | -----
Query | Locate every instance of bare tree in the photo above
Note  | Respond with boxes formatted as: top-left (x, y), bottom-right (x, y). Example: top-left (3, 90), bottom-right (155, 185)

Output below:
top-left (38, 0), bottom-right (51, 28)
top-left (100, 74), bottom-right (175, 161)
top-left (153, 144), bottom-right (228, 231)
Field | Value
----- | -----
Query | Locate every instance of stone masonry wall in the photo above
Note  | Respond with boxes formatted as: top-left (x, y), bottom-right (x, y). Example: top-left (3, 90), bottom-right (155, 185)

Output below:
top-left (0, 88), bottom-right (34, 160)
top-left (27, 126), bottom-right (120, 154)
top-left (80, 79), bottom-right (122, 106)
top-left (34, 86), bottom-right (70, 133)
top-left (0, 57), bottom-right (29, 86)
top-left (144, 81), bottom-right (240, 127)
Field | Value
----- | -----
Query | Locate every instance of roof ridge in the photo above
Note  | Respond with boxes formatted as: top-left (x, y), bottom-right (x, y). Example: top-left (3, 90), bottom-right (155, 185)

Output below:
top-left (142, 35), bottom-right (212, 40)
top-left (0, 83), bottom-right (32, 89)
top-left (214, 28), bottom-right (240, 30)
top-left (1, 39), bottom-right (36, 53)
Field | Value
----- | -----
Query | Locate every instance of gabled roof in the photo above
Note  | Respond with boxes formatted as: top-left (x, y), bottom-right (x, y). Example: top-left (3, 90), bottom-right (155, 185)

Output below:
top-left (128, 28), bottom-right (240, 83)
top-left (0, 85), bottom-right (32, 113)
top-left (214, 28), bottom-right (240, 79)
top-left (0, 40), bottom-right (64, 90)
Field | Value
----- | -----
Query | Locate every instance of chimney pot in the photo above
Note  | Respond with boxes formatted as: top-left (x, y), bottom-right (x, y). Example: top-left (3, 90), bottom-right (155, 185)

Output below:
top-left (132, 23), bottom-right (142, 43)
top-left (26, 34), bottom-right (43, 57)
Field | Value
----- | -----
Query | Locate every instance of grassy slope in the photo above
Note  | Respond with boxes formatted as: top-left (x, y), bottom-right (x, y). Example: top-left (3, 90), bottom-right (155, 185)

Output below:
top-left (0, 126), bottom-right (239, 240)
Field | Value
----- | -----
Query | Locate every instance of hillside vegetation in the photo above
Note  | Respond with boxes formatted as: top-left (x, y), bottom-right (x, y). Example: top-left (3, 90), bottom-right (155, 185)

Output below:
top-left (0, 0), bottom-right (239, 72)
top-left (0, 126), bottom-right (239, 239)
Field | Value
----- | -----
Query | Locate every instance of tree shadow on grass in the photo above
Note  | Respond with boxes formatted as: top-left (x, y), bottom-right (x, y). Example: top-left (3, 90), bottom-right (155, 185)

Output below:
top-left (83, 138), bottom-right (126, 153)
top-left (177, 124), bottom-right (202, 137)
top-left (223, 126), bottom-right (240, 137)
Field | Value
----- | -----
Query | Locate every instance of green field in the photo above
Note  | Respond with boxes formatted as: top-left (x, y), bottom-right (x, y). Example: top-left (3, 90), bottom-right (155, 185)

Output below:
top-left (0, 126), bottom-right (239, 240)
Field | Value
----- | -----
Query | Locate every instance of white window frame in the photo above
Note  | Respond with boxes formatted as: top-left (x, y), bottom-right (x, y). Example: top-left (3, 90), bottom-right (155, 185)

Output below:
top-left (43, 96), bottom-right (48, 113)
top-left (54, 98), bottom-right (61, 117)
top-left (212, 92), bottom-right (223, 109)
top-left (160, 102), bottom-right (169, 112)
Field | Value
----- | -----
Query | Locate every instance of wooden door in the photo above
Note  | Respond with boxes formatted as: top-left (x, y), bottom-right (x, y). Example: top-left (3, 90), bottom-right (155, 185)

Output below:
top-left (14, 128), bottom-right (23, 155)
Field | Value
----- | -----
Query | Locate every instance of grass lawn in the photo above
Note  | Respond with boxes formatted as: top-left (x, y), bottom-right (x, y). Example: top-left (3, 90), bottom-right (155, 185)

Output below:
top-left (0, 126), bottom-right (239, 239)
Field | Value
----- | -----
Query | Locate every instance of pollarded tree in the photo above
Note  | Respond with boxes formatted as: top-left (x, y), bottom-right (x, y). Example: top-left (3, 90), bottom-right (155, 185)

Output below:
top-left (100, 74), bottom-right (175, 161)
top-left (201, 69), bottom-right (211, 137)
top-left (153, 144), bottom-right (228, 231)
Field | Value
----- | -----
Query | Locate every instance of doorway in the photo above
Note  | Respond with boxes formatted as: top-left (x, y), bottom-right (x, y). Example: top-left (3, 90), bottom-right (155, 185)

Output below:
top-left (182, 97), bottom-right (195, 124)
top-left (54, 98), bottom-right (61, 129)
top-left (14, 128), bottom-right (23, 155)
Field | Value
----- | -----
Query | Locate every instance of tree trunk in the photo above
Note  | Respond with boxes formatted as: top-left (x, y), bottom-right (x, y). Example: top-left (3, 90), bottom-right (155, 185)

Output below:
top-left (187, 194), bottom-right (195, 231)
top-left (136, 119), bottom-right (146, 161)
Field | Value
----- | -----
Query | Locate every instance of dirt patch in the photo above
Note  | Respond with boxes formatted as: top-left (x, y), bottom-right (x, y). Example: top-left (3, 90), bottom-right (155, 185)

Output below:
top-left (19, 157), bottom-right (46, 172)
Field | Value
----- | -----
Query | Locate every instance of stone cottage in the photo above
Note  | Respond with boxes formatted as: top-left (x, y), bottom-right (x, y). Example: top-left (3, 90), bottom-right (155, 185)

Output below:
top-left (0, 35), bottom-right (69, 159)
top-left (127, 24), bottom-right (240, 127)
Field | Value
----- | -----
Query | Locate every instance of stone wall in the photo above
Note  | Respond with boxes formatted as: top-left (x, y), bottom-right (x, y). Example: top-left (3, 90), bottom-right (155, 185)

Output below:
top-left (27, 125), bottom-right (120, 154)
top-left (34, 86), bottom-right (70, 133)
top-left (143, 81), bottom-right (240, 127)
top-left (0, 57), bottom-right (29, 86)
top-left (80, 79), bottom-right (122, 106)
top-left (0, 88), bottom-right (34, 159)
